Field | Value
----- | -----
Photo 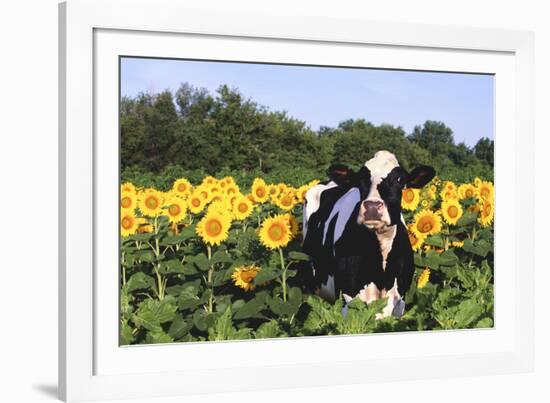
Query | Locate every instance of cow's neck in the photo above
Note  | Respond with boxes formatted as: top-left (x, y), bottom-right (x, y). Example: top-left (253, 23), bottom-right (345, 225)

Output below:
top-left (376, 225), bottom-right (397, 271)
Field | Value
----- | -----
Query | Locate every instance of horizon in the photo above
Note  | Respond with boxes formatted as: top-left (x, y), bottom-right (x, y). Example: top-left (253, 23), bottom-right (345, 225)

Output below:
top-left (121, 57), bottom-right (494, 147)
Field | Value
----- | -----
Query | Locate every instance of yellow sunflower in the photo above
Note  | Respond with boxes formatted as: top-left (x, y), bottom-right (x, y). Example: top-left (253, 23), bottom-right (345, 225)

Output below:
top-left (407, 224), bottom-right (425, 252)
top-left (251, 178), bottom-right (269, 203)
top-left (458, 183), bottom-right (477, 200)
top-left (401, 188), bottom-right (420, 211)
top-left (172, 178), bottom-right (192, 198)
top-left (412, 209), bottom-right (442, 237)
top-left (138, 189), bottom-right (164, 217)
top-left (225, 184), bottom-right (240, 196)
top-left (283, 214), bottom-right (299, 238)
top-left (441, 199), bottom-right (463, 225)
top-left (120, 190), bottom-right (137, 213)
top-left (120, 212), bottom-right (138, 237)
top-left (223, 176), bottom-right (236, 186)
top-left (473, 177), bottom-right (482, 187)
top-left (277, 183), bottom-right (288, 195)
top-left (207, 199), bottom-right (233, 217)
top-left (259, 215), bottom-right (292, 249)
top-left (196, 211), bottom-right (231, 246)
top-left (267, 184), bottom-right (280, 200)
top-left (195, 185), bottom-right (211, 202)
top-left (121, 182), bottom-right (136, 194)
top-left (427, 185), bottom-right (437, 200)
top-left (451, 240), bottom-right (464, 248)
top-left (135, 217), bottom-right (153, 234)
top-left (417, 268), bottom-right (431, 289)
top-left (202, 176), bottom-right (217, 187)
top-left (231, 265), bottom-right (262, 291)
top-left (478, 200), bottom-right (494, 227)
top-left (275, 191), bottom-right (296, 211)
top-left (163, 197), bottom-right (187, 224)
top-left (188, 191), bottom-right (207, 214)
top-left (296, 184), bottom-right (309, 203)
top-left (232, 194), bottom-right (254, 220)
top-left (476, 180), bottom-right (494, 202)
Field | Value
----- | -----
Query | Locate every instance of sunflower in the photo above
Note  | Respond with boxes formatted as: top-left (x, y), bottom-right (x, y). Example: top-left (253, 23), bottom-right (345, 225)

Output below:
top-left (225, 184), bottom-right (240, 196)
top-left (232, 194), bottom-right (254, 220)
top-left (283, 214), bottom-right (299, 238)
top-left (136, 217), bottom-right (153, 234)
top-left (120, 190), bottom-right (137, 213)
top-left (202, 176), bottom-right (217, 187)
top-left (451, 240), bottom-right (464, 248)
top-left (207, 199), bottom-right (233, 217)
top-left (231, 265), bottom-right (262, 291)
top-left (188, 191), bottom-right (207, 214)
top-left (120, 212), bottom-right (138, 237)
top-left (473, 177), bottom-right (482, 187)
top-left (441, 199), bottom-right (463, 225)
top-left (138, 189), bottom-right (164, 217)
top-left (251, 178), bottom-right (269, 203)
top-left (163, 197), bottom-right (187, 224)
top-left (121, 182), bottom-right (136, 194)
top-left (172, 178), bottom-right (192, 198)
top-left (259, 215), bottom-right (292, 249)
top-left (420, 199), bottom-right (429, 208)
top-left (196, 211), bottom-right (231, 246)
top-left (417, 268), bottom-right (431, 289)
top-left (407, 224), bottom-right (425, 252)
top-left (478, 200), bottom-right (494, 227)
top-left (195, 185), bottom-right (211, 202)
top-left (267, 184), bottom-right (280, 200)
top-left (276, 183), bottom-right (288, 195)
top-left (427, 185), bottom-right (437, 200)
top-left (401, 188), bottom-right (420, 211)
top-left (296, 185), bottom-right (309, 203)
top-left (412, 209), bottom-right (442, 237)
top-left (476, 180), bottom-right (494, 202)
top-left (223, 176), bottom-right (236, 186)
top-left (275, 191), bottom-right (296, 211)
top-left (458, 183), bottom-right (477, 200)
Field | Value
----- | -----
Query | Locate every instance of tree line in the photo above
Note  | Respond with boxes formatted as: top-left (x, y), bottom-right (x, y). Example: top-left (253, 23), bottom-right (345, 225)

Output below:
top-left (121, 83), bottom-right (494, 185)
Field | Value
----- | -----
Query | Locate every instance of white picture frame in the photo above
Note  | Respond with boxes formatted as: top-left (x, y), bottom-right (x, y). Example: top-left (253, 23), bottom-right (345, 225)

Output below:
top-left (59, 0), bottom-right (534, 401)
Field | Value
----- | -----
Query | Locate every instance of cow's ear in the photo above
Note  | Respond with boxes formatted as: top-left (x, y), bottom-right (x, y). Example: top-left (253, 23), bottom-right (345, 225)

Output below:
top-left (328, 164), bottom-right (355, 187)
top-left (406, 166), bottom-right (435, 188)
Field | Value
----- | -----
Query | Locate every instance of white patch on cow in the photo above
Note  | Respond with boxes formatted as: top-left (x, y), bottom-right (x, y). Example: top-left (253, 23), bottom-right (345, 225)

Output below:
top-left (303, 181), bottom-right (337, 237)
top-left (376, 279), bottom-right (405, 319)
top-left (376, 225), bottom-right (397, 271)
top-left (322, 187), bottom-right (360, 247)
top-left (365, 150), bottom-right (399, 180)
top-left (316, 275), bottom-right (335, 302)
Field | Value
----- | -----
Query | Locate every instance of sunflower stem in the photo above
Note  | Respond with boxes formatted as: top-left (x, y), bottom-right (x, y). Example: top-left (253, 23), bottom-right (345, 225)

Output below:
top-left (207, 245), bottom-right (214, 313)
top-left (121, 251), bottom-right (127, 287)
top-left (153, 216), bottom-right (164, 300)
top-left (279, 248), bottom-right (287, 303)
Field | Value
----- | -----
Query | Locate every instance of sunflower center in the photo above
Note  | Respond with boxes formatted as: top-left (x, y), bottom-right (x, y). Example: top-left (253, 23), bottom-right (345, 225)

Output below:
top-left (256, 187), bottom-right (266, 198)
top-left (238, 202), bottom-right (248, 213)
top-left (121, 197), bottom-right (132, 208)
top-left (240, 270), bottom-right (257, 283)
top-left (268, 223), bottom-right (285, 241)
top-left (177, 183), bottom-right (187, 192)
top-left (281, 195), bottom-right (292, 206)
top-left (484, 204), bottom-right (492, 215)
top-left (146, 197), bottom-right (158, 209)
top-left (169, 204), bottom-right (181, 216)
top-left (200, 191), bottom-right (208, 200)
top-left (466, 189), bottom-right (474, 198)
top-left (418, 217), bottom-right (433, 233)
top-left (205, 219), bottom-right (222, 237)
top-left (403, 189), bottom-right (414, 203)
top-left (448, 205), bottom-right (459, 218)
top-left (121, 217), bottom-right (133, 229)
top-left (191, 198), bottom-right (201, 207)
top-left (481, 188), bottom-right (490, 198)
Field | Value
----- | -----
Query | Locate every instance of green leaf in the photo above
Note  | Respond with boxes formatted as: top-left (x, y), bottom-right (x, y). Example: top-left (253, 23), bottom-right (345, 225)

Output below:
top-left (167, 315), bottom-right (192, 339)
top-left (134, 299), bottom-right (177, 332)
top-left (135, 250), bottom-right (155, 263)
top-left (454, 299), bottom-right (483, 328)
top-left (145, 330), bottom-right (174, 344)
top-left (234, 296), bottom-right (266, 320)
top-left (126, 272), bottom-right (155, 292)
top-left (288, 251), bottom-right (310, 261)
top-left (129, 233), bottom-right (154, 242)
top-left (425, 235), bottom-right (444, 248)
top-left (120, 321), bottom-right (135, 345)
top-left (255, 320), bottom-right (286, 339)
top-left (438, 249), bottom-right (459, 266)
top-left (475, 317), bottom-right (494, 328)
top-left (160, 259), bottom-right (185, 274)
top-left (457, 211), bottom-right (478, 227)
top-left (253, 267), bottom-right (280, 285)
top-left (192, 253), bottom-right (210, 272)
top-left (211, 250), bottom-right (233, 265)
top-left (208, 307), bottom-right (233, 341)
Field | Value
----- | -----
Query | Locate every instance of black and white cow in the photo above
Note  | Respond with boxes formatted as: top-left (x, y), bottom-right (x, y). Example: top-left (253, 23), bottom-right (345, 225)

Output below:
top-left (302, 150), bottom-right (435, 318)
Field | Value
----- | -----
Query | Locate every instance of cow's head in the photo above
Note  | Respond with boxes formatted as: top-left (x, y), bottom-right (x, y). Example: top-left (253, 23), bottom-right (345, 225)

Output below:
top-left (356, 151), bottom-right (435, 232)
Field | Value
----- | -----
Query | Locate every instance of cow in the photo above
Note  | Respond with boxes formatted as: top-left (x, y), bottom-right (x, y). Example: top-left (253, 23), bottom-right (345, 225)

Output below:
top-left (302, 150), bottom-right (435, 318)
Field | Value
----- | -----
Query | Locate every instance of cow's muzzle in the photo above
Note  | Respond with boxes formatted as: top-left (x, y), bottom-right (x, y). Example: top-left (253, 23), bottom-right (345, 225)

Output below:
top-left (363, 200), bottom-right (383, 220)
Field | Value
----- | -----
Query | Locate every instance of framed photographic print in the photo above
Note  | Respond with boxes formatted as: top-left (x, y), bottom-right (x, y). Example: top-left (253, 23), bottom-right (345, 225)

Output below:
top-left (59, 0), bottom-right (534, 401)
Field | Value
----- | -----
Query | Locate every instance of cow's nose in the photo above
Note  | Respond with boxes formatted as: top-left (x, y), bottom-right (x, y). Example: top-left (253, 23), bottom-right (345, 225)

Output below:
top-left (363, 200), bottom-right (384, 210)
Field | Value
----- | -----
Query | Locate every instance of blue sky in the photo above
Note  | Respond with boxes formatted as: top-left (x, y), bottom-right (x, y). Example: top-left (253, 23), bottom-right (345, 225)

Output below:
top-left (121, 57), bottom-right (494, 147)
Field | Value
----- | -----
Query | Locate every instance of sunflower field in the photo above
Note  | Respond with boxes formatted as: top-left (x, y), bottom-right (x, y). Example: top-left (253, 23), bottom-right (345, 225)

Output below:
top-left (119, 174), bottom-right (494, 345)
